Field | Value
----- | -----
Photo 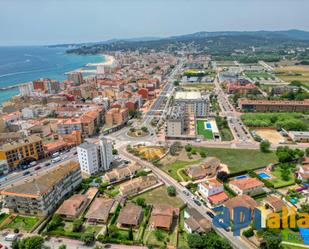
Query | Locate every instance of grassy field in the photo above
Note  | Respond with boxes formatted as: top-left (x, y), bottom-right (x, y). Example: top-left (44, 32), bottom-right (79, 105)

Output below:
top-left (181, 84), bottom-right (214, 91)
top-left (162, 160), bottom-right (202, 182)
top-left (84, 225), bottom-right (103, 235)
top-left (5, 216), bottom-right (39, 232)
top-left (196, 147), bottom-right (277, 173)
top-left (133, 186), bottom-right (184, 208)
top-left (270, 167), bottom-right (295, 188)
top-left (244, 71), bottom-right (274, 79)
top-left (274, 65), bottom-right (309, 84)
top-left (197, 120), bottom-right (213, 139)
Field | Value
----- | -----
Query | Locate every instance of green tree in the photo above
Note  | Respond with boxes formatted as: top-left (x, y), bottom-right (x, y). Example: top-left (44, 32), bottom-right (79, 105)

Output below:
top-left (17, 236), bottom-right (45, 249)
top-left (167, 186), bottom-right (176, 196)
top-left (185, 144), bottom-right (192, 152)
top-left (58, 245), bottom-right (66, 249)
top-left (306, 147), bottom-right (309, 157)
top-left (72, 219), bottom-right (83, 232)
top-left (217, 171), bottom-right (229, 183)
top-left (141, 126), bottom-right (148, 133)
top-left (154, 229), bottom-right (164, 241)
top-left (112, 148), bottom-right (118, 155)
top-left (81, 233), bottom-right (95, 246)
top-left (260, 140), bottom-right (271, 153)
top-left (260, 231), bottom-right (282, 249)
top-left (136, 197), bottom-right (146, 207)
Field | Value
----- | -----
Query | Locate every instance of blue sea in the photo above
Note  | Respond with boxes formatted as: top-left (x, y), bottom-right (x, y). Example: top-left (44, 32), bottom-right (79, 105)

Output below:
top-left (0, 46), bottom-right (104, 104)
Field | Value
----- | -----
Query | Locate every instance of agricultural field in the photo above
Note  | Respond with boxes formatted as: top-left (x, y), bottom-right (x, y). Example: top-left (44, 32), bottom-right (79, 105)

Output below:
top-left (132, 186), bottom-right (184, 208)
top-left (274, 65), bottom-right (309, 87)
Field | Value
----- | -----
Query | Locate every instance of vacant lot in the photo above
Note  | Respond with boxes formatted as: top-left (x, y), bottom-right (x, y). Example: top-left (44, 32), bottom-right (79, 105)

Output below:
top-left (181, 84), bottom-right (214, 91)
top-left (274, 65), bottom-right (309, 85)
top-left (196, 147), bottom-right (277, 173)
top-left (255, 128), bottom-right (285, 144)
top-left (133, 186), bottom-right (184, 208)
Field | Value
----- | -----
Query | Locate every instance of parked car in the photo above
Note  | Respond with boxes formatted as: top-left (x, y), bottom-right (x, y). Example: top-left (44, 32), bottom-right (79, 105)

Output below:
top-left (194, 199), bottom-right (201, 206)
top-left (44, 162), bottom-right (51, 167)
top-left (23, 171), bottom-right (30, 176)
top-left (206, 211), bottom-right (214, 218)
top-left (34, 166), bottom-right (41, 171)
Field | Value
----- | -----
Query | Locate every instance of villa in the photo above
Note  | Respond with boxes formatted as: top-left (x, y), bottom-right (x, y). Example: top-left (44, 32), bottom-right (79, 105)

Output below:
top-left (229, 177), bottom-right (264, 196)
top-left (149, 204), bottom-right (179, 230)
top-left (198, 179), bottom-right (229, 206)
top-left (117, 203), bottom-right (143, 228)
top-left (186, 157), bottom-right (221, 180)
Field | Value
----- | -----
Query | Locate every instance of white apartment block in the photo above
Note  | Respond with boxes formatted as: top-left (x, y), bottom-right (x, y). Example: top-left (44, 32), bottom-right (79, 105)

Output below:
top-left (77, 142), bottom-right (100, 175)
top-left (77, 137), bottom-right (113, 175)
top-left (19, 82), bottom-right (34, 96)
top-left (174, 91), bottom-right (209, 117)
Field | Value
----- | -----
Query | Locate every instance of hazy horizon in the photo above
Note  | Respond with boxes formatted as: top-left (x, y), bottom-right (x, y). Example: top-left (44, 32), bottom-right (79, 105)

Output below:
top-left (1, 0), bottom-right (309, 46)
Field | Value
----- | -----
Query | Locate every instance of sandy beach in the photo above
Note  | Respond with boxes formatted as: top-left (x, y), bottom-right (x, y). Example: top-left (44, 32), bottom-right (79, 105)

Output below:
top-left (86, 54), bottom-right (115, 67)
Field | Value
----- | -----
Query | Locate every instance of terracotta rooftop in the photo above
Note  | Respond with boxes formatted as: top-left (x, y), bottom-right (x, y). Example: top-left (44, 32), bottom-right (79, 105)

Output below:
top-left (229, 177), bottom-right (264, 190)
top-left (56, 194), bottom-right (88, 217)
top-left (117, 203), bottom-right (143, 226)
top-left (264, 196), bottom-right (285, 212)
top-left (208, 191), bottom-right (229, 204)
top-left (1, 161), bottom-right (80, 198)
top-left (85, 198), bottom-right (115, 223)
top-left (225, 195), bottom-right (258, 210)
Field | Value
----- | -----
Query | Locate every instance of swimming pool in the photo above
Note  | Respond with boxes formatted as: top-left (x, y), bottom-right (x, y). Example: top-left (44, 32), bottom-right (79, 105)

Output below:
top-left (258, 172), bottom-right (271, 179)
top-left (235, 175), bottom-right (248, 180)
top-left (205, 122), bottom-right (212, 129)
top-left (299, 228), bottom-right (309, 245)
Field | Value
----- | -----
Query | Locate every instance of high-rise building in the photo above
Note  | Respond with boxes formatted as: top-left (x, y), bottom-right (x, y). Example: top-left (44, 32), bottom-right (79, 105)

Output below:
top-left (77, 137), bottom-right (113, 175)
top-left (18, 82), bottom-right (34, 96)
top-left (67, 72), bottom-right (83, 86)
top-left (77, 143), bottom-right (100, 175)
top-left (99, 137), bottom-right (113, 171)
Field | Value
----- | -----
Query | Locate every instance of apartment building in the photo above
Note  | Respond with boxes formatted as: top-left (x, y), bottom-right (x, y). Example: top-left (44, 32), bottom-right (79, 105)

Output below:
top-left (0, 161), bottom-right (82, 217)
top-left (105, 107), bottom-right (129, 127)
top-left (174, 91), bottom-right (209, 117)
top-left (238, 98), bottom-right (309, 112)
top-left (77, 137), bottom-right (113, 175)
top-left (0, 135), bottom-right (44, 169)
top-left (166, 105), bottom-right (186, 137)
top-left (77, 142), bottom-right (100, 175)
top-left (99, 137), bottom-right (113, 171)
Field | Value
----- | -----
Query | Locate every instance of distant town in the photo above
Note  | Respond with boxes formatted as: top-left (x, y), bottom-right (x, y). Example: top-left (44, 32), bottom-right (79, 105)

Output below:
top-left (0, 31), bottom-right (308, 249)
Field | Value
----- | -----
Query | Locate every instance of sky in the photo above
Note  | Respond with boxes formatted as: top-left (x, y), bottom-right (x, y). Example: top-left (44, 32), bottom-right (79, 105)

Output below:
top-left (0, 0), bottom-right (309, 46)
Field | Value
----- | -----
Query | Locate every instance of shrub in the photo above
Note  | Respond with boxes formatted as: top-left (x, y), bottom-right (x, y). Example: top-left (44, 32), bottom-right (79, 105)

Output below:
top-left (243, 228), bottom-right (254, 238)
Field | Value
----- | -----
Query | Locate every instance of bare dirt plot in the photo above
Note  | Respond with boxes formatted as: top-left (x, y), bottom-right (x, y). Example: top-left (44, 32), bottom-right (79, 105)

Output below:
top-left (255, 128), bottom-right (285, 144)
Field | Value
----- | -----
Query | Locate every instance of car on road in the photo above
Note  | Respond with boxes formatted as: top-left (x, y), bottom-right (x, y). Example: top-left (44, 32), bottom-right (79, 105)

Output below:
top-left (44, 162), bottom-right (51, 167)
top-left (34, 166), bottom-right (41, 171)
top-left (5, 234), bottom-right (17, 241)
top-left (51, 156), bottom-right (61, 163)
top-left (206, 211), bottom-right (214, 218)
top-left (73, 152), bottom-right (77, 155)
top-left (194, 199), bottom-right (201, 206)
top-left (23, 171), bottom-right (30, 176)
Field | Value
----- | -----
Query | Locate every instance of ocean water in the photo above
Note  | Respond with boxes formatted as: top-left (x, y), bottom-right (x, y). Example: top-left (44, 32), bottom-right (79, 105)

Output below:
top-left (0, 46), bottom-right (104, 104)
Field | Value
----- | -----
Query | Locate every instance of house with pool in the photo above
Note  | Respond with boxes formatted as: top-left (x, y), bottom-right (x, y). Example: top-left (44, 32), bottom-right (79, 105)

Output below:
top-left (196, 119), bottom-right (220, 140)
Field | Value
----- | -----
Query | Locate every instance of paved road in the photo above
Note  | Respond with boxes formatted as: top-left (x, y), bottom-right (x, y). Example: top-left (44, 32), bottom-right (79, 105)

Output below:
top-left (0, 148), bottom-right (77, 190)
top-left (118, 144), bottom-right (257, 249)
top-left (214, 75), bottom-right (252, 143)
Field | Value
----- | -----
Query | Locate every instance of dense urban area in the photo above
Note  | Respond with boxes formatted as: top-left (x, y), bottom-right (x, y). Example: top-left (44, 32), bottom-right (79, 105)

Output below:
top-left (0, 30), bottom-right (308, 249)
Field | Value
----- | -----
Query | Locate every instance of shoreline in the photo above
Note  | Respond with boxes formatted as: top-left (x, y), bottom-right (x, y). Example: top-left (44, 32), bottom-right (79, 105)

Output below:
top-left (85, 54), bottom-right (115, 67)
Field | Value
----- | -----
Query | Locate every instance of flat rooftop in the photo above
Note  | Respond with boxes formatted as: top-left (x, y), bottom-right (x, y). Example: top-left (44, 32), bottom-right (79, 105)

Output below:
top-left (175, 91), bottom-right (202, 100)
